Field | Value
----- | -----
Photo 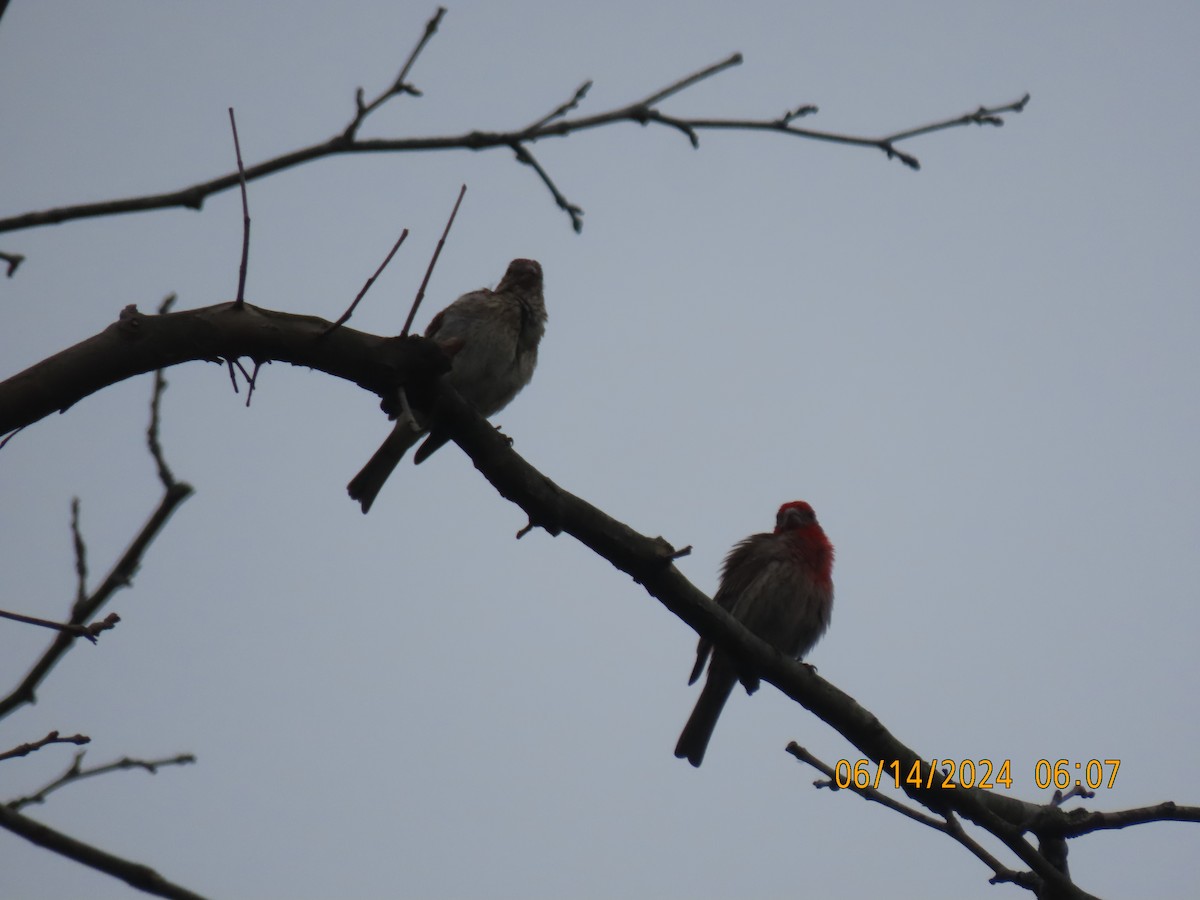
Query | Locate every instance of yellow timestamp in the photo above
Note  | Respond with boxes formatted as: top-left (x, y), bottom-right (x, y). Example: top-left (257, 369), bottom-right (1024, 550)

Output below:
top-left (833, 758), bottom-right (1121, 791)
top-left (1033, 758), bottom-right (1121, 790)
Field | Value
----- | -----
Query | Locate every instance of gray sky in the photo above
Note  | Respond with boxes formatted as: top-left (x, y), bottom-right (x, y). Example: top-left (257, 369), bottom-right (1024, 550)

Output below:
top-left (2, 2), bottom-right (1198, 898)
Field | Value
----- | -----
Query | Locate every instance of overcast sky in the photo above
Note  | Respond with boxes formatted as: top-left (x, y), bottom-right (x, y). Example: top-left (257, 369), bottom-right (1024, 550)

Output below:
top-left (2, 2), bottom-right (1198, 898)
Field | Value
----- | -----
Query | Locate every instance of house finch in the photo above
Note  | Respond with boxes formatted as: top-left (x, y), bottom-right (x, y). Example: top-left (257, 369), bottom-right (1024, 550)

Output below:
top-left (347, 258), bottom-right (546, 513)
top-left (675, 500), bottom-right (834, 767)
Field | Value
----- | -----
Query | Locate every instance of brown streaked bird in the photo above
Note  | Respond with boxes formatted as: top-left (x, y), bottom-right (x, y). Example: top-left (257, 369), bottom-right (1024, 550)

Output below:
top-left (347, 259), bottom-right (546, 513)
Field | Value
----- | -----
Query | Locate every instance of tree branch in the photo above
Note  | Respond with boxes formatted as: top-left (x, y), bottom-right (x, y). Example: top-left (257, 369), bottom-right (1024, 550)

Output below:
top-left (325, 228), bottom-right (409, 332)
top-left (0, 302), bottom-right (450, 437)
top-left (226, 109), bottom-right (252, 309)
top-left (0, 731), bottom-right (90, 763)
top-left (0, 802), bottom-right (207, 900)
top-left (0, 351), bottom-right (197, 721)
top-left (399, 184), bottom-right (467, 337)
top-left (787, 743), bottom-right (1039, 892)
top-left (0, 16), bottom-right (1028, 238)
top-left (0, 608), bottom-right (118, 643)
top-left (1048, 801), bottom-right (1200, 837)
top-left (6, 750), bottom-right (196, 812)
top-left (0, 484), bottom-right (192, 720)
top-left (345, 6), bottom-right (446, 138)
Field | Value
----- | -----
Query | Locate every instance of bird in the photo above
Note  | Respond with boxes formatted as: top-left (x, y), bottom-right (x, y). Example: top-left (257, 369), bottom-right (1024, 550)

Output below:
top-left (675, 500), bottom-right (834, 767)
top-left (347, 258), bottom-right (546, 513)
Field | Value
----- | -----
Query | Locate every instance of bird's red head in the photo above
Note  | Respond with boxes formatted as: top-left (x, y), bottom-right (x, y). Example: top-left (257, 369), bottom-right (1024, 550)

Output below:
top-left (774, 500), bottom-right (817, 532)
top-left (774, 500), bottom-right (834, 584)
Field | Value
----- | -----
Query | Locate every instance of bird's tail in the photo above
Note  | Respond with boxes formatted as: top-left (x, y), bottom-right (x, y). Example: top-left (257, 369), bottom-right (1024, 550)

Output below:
top-left (347, 420), bottom-right (425, 513)
top-left (674, 670), bottom-right (736, 768)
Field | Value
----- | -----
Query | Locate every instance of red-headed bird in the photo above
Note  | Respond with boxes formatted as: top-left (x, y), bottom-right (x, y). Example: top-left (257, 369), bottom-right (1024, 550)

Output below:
top-left (675, 501), bottom-right (834, 767)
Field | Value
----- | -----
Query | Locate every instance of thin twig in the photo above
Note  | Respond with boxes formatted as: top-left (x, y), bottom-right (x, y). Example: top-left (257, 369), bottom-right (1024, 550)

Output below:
top-left (943, 811), bottom-right (1038, 890)
top-left (225, 357), bottom-right (261, 403)
top-left (389, 6), bottom-right (445, 95)
top-left (0, 731), bottom-right (89, 764)
top-left (1, 250), bottom-right (23, 277)
top-left (347, 6), bottom-right (446, 138)
top-left (6, 751), bottom-right (196, 811)
top-left (231, 359), bottom-right (249, 392)
top-left (677, 93), bottom-right (1030, 172)
top-left (884, 94), bottom-right (1030, 143)
top-left (147, 368), bottom-right (173, 486)
top-left (509, 143), bottom-right (584, 232)
top-left (400, 184), bottom-right (466, 337)
top-left (639, 53), bottom-right (743, 107)
top-left (1051, 785), bottom-right (1095, 808)
top-left (243, 360), bottom-right (263, 408)
top-left (778, 104), bottom-right (819, 125)
top-left (147, 296), bottom-right (178, 489)
top-left (228, 108), bottom-right (251, 308)
top-left (324, 228), bottom-right (410, 334)
top-left (0, 609), bottom-right (117, 644)
top-left (525, 80), bottom-right (593, 132)
top-left (70, 498), bottom-right (87, 605)
top-left (631, 109), bottom-right (699, 148)
top-left (785, 743), bottom-right (946, 828)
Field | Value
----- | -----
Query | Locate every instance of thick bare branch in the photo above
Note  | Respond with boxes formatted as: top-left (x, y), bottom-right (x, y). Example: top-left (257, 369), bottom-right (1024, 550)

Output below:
top-left (0, 803), bottom-right (207, 900)
top-left (1049, 801), bottom-right (1200, 837)
top-left (0, 302), bottom-right (449, 437)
